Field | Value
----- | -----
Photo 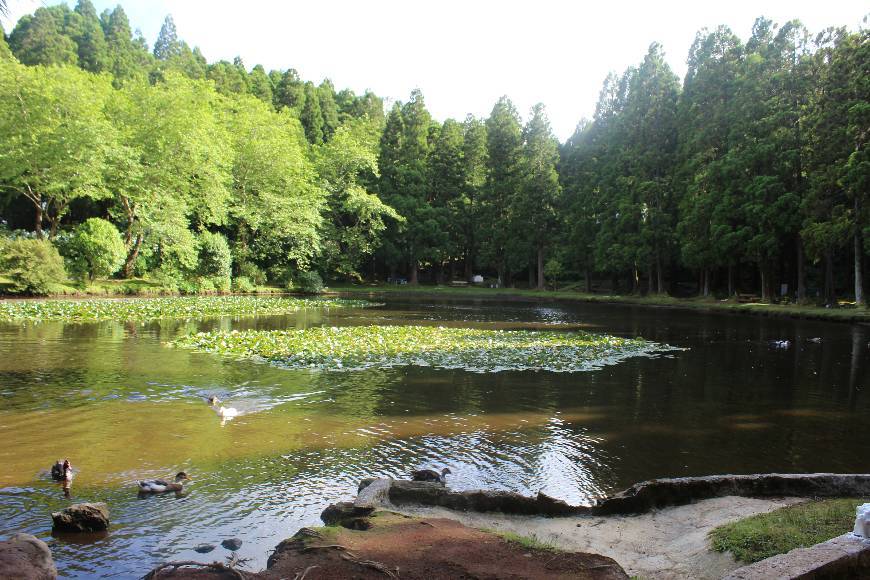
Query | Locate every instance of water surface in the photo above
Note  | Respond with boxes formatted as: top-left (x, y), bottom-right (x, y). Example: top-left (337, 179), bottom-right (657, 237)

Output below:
top-left (0, 298), bottom-right (867, 577)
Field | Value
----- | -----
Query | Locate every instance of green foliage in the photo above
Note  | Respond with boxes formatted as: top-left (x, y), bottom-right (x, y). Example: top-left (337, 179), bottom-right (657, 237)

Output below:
top-left (293, 270), bottom-right (324, 294)
top-left (710, 498), bottom-right (866, 563)
top-left (0, 295), bottom-right (375, 322)
top-left (197, 230), bottom-right (232, 281)
top-left (173, 325), bottom-right (677, 373)
top-left (0, 61), bottom-right (113, 238)
top-left (0, 237), bottom-right (67, 294)
top-left (67, 217), bottom-right (126, 280)
top-left (237, 261), bottom-right (266, 286)
top-left (231, 276), bottom-right (255, 293)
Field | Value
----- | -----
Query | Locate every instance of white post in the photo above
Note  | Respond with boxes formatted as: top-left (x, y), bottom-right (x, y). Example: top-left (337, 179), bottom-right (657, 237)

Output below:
top-left (855, 503), bottom-right (870, 538)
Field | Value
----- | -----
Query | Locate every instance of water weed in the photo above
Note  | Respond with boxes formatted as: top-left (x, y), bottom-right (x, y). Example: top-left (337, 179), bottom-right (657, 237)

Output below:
top-left (171, 325), bottom-right (680, 373)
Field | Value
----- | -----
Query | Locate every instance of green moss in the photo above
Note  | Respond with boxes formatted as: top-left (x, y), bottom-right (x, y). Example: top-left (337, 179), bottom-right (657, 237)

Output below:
top-left (171, 324), bottom-right (677, 373)
top-left (484, 529), bottom-right (560, 552)
top-left (0, 295), bottom-right (377, 323)
top-left (709, 498), bottom-right (866, 563)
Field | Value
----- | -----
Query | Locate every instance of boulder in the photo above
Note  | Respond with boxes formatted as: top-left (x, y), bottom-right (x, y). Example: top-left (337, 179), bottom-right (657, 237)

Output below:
top-left (320, 501), bottom-right (374, 529)
top-left (193, 543), bottom-right (215, 554)
top-left (51, 502), bottom-right (109, 533)
top-left (0, 533), bottom-right (57, 580)
top-left (220, 538), bottom-right (242, 551)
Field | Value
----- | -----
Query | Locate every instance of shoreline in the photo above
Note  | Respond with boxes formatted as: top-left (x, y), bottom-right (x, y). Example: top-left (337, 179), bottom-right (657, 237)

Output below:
top-left (1, 283), bottom-right (866, 324)
top-left (328, 284), bottom-right (870, 324)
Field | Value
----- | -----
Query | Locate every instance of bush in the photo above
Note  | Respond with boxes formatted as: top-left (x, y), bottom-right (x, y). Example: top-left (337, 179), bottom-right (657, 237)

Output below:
top-left (198, 231), bottom-right (232, 278)
top-left (294, 270), bottom-right (324, 294)
top-left (232, 276), bottom-right (255, 293)
top-left (237, 261), bottom-right (266, 286)
top-left (66, 218), bottom-right (126, 280)
top-left (0, 238), bottom-right (68, 295)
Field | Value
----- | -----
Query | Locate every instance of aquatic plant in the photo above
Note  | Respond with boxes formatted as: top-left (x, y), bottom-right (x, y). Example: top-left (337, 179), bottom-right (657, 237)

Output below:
top-left (0, 296), bottom-right (377, 323)
top-left (171, 325), bottom-right (680, 373)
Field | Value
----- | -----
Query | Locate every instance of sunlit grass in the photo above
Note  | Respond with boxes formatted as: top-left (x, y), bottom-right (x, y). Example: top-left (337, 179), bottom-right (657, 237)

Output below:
top-left (0, 295), bottom-right (377, 322)
top-left (709, 498), bottom-right (866, 563)
top-left (171, 324), bottom-right (678, 373)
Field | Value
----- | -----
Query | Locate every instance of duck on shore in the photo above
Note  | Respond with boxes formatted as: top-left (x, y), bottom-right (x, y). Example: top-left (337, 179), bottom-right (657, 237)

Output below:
top-left (138, 472), bottom-right (191, 494)
top-left (411, 467), bottom-right (451, 484)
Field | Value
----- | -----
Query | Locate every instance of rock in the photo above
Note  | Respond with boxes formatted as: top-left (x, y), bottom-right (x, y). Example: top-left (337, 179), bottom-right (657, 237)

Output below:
top-left (51, 502), bottom-right (109, 533)
top-left (193, 543), bottom-right (215, 554)
top-left (221, 538), bottom-right (242, 551)
top-left (320, 501), bottom-right (374, 529)
top-left (354, 477), bottom-right (392, 509)
top-left (0, 534), bottom-right (56, 580)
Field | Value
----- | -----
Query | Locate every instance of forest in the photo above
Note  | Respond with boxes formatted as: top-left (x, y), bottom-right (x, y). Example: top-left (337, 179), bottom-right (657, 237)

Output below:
top-left (0, 2), bottom-right (867, 306)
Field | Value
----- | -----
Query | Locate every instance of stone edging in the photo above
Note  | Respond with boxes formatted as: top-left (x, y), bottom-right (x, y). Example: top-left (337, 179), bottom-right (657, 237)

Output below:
top-left (356, 473), bottom-right (870, 517)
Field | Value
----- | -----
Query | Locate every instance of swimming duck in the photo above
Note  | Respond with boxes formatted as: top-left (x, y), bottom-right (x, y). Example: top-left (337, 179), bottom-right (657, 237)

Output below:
top-left (208, 396), bottom-right (239, 418)
top-left (411, 467), bottom-right (451, 484)
top-left (51, 459), bottom-right (73, 482)
top-left (138, 472), bottom-right (191, 494)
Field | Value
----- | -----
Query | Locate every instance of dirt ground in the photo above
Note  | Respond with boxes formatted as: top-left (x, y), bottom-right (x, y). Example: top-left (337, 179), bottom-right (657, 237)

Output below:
top-left (144, 511), bottom-right (628, 579)
top-left (398, 495), bottom-right (807, 580)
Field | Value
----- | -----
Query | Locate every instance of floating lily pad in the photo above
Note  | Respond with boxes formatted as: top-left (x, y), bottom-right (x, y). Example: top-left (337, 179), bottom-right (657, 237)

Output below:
top-left (171, 325), bottom-right (681, 373)
top-left (0, 296), bottom-right (377, 323)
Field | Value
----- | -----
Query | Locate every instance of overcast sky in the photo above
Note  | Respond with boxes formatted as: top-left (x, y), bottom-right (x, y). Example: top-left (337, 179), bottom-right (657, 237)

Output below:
top-left (3, 1), bottom-right (867, 140)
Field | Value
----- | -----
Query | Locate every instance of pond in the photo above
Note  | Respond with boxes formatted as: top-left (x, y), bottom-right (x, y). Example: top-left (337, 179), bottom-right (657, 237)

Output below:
top-left (0, 297), bottom-right (867, 578)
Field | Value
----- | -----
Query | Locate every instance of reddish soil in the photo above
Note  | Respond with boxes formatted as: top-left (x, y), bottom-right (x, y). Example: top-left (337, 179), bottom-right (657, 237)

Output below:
top-left (145, 511), bottom-right (628, 580)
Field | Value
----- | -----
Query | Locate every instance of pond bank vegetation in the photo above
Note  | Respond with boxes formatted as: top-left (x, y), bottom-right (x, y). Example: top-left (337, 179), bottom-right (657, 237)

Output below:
top-left (0, 295), bottom-right (375, 323)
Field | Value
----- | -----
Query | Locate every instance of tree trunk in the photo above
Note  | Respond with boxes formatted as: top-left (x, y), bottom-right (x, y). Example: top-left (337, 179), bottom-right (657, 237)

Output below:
top-left (702, 268), bottom-right (710, 298)
top-left (464, 249), bottom-right (473, 282)
top-left (796, 237), bottom-right (806, 303)
top-left (656, 251), bottom-right (664, 295)
top-left (647, 262), bottom-right (655, 295)
top-left (584, 268), bottom-right (592, 293)
top-left (34, 204), bottom-right (44, 239)
top-left (536, 244), bottom-right (544, 291)
top-left (760, 263), bottom-right (769, 302)
top-left (409, 261), bottom-right (418, 285)
top-left (123, 233), bottom-right (144, 278)
top-left (855, 205), bottom-right (865, 307)
top-left (727, 264), bottom-right (734, 297)
top-left (824, 249), bottom-right (835, 306)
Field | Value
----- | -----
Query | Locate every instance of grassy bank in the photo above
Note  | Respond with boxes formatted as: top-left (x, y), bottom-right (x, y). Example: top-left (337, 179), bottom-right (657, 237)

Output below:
top-left (710, 498), bottom-right (866, 563)
top-left (328, 283), bottom-right (870, 324)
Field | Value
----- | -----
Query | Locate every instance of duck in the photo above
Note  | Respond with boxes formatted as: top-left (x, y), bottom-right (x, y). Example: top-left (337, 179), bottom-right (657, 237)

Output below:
top-left (208, 396), bottom-right (239, 419)
top-left (50, 459), bottom-right (73, 482)
top-left (411, 467), bottom-right (451, 484)
top-left (138, 472), bottom-right (191, 494)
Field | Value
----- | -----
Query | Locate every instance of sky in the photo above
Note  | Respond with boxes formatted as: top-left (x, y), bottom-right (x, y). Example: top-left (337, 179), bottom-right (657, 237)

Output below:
top-left (3, 0), bottom-right (867, 140)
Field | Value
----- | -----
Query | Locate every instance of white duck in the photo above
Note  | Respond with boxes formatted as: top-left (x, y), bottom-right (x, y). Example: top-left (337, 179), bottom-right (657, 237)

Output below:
top-left (208, 396), bottom-right (239, 419)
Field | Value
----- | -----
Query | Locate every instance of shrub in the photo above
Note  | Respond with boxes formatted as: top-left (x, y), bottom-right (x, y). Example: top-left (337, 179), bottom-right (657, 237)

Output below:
top-left (237, 261), bottom-right (266, 286)
top-left (294, 270), bottom-right (324, 294)
top-left (0, 238), bottom-right (68, 295)
top-left (198, 231), bottom-right (232, 278)
top-left (66, 218), bottom-right (126, 280)
top-left (232, 276), bottom-right (255, 293)
top-left (196, 278), bottom-right (216, 294)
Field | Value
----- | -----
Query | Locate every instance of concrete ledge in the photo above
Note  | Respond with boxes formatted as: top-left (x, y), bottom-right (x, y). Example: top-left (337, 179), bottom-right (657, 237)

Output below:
top-left (594, 473), bottom-right (870, 515)
top-left (723, 533), bottom-right (870, 579)
top-left (385, 479), bottom-right (585, 516)
top-left (357, 473), bottom-right (870, 518)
